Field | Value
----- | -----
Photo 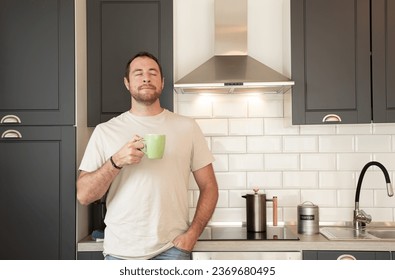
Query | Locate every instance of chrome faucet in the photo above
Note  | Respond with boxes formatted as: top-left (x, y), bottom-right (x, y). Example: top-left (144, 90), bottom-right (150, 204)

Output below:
top-left (354, 161), bottom-right (394, 230)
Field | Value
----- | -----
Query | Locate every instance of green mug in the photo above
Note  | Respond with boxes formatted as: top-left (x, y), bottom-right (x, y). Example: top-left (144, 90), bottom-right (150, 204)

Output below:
top-left (142, 134), bottom-right (166, 159)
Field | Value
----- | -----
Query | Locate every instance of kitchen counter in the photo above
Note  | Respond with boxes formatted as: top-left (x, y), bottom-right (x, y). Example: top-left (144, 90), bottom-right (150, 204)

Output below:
top-left (194, 225), bottom-right (395, 252)
top-left (77, 223), bottom-right (395, 253)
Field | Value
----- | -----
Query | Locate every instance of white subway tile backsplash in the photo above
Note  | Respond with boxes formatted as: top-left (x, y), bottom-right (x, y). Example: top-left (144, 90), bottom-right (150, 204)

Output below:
top-left (336, 154), bottom-right (372, 170)
top-left (373, 123), bottom-right (395, 134)
top-left (365, 208), bottom-right (394, 221)
top-left (283, 207), bottom-right (297, 222)
top-left (247, 136), bottom-right (282, 153)
top-left (337, 190), bottom-right (374, 208)
top-left (319, 135), bottom-right (354, 152)
top-left (283, 92), bottom-right (292, 119)
top-left (178, 94), bottom-right (395, 224)
top-left (229, 190), bottom-right (250, 207)
top-left (373, 153), bottom-right (395, 170)
top-left (215, 172), bottom-right (246, 189)
top-left (336, 124), bottom-right (372, 135)
top-left (177, 101), bottom-right (212, 118)
top-left (283, 136), bottom-right (318, 153)
top-left (283, 171), bottom-right (318, 188)
top-left (229, 118), bottom-right (264, 135)
top-left (247, 171), bottom-right (283, 189)
top-left (229, 154), bottom-right (264, 171)
top-left (319, 208), bottom-right (353, 223)
top-left (196, 119), bottom-right (228, 136)
top-left (264, 154), bottom-right (299, 170)
top-left (336, 190), bottom-right (354, 208)
top-left (266, 189), bottom-right (300, 207)
top-left (301, 190), bottom-right (337, 207)
top-left (211, 208), bottom-right (245, 222)
top-left (300, 124), bottom-right (336, 135)
top-left (247, 94), bottom-right (284, 118)
top-left (356, 135), bottom-right (391, 152)
top-left (213, 154), bottom-right (229, 172)
top-left (374, 190), bottom-right (395, 207)
top-left (358, 171), bottom-right (391, 189)
top-left (213, 100), bottom-right (248, 118)
top-left (264, 118), bottom-right (299, 135)
top-left (216, 190), bottom-right (229, 208)
top-left (212, 137), bottom-right (246, 153)
top-left (319, 171), bottom-right (355, 189)
top-left (301, 154), bottom-right (336, 170)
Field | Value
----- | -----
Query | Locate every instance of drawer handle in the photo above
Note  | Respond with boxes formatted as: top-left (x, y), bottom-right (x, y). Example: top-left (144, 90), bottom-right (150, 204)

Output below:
top-left (1, 129), bottom-right (22, 139)
top-left (1, 115), bottom-right (21, 124)
top-left (337, 254), bottom-right (356, 260)
top-left (322, 114), bottom-right (342, 123)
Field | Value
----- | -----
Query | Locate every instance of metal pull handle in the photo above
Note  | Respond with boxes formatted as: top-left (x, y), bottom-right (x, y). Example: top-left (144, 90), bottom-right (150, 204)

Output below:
top-left (1, 115), bottom-right (21, 124)
top-left (322, 114), bottom-right (342, 123)
top-left (1, 129), bottom-right (22, 139)
top-left (337, 254), bottom-right (356, 260)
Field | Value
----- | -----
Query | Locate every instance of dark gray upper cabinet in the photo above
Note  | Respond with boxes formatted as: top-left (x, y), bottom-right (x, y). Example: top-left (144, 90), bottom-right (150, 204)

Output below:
top-left (87, 0), bottom-right (173, 127)
top-left (0, 126), bottom-right (76, 260)
top-left (291, 0), bottom-right (394, 125)
top-left (372, 0), bottom-right (395, 122)
top-left (0, 0), bottom-right (75, 126)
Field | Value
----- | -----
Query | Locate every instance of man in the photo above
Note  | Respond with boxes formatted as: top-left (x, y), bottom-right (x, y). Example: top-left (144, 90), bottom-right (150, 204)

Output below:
top-left (77, 52), bottom-right (218, 260)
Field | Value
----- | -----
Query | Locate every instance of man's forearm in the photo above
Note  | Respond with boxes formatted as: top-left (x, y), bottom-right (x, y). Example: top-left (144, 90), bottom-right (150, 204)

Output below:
top-left (76, 159), bottom-right (120, 205)
top-left (187, 183), bottom-right (218, 238)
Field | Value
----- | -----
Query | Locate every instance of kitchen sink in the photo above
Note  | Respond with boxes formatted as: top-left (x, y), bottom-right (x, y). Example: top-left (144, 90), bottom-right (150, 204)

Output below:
top-left (367, 230), bottom-right (395, 239)
top-left (320, 225), bottom-right (395, 241)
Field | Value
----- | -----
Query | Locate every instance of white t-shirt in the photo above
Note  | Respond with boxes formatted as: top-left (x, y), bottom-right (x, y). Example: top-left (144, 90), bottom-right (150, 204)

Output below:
top-left (79, 109), bottom-right (214, 259)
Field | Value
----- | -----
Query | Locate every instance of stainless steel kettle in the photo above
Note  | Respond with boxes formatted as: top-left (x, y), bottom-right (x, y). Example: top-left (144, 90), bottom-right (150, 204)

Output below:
top-left (242, 188), bottom-right (278, 232)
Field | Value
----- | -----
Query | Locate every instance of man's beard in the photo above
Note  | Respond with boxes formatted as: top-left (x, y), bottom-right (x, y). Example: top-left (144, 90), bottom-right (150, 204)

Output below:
top-left (131, 85), bottom-right (161, 105)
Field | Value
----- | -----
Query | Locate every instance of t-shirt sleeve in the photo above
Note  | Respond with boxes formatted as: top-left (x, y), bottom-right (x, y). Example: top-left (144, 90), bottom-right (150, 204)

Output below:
top-left (190, 120), bottom-right (215, 172)
top-left (79, 126), bottom-right (107, 172)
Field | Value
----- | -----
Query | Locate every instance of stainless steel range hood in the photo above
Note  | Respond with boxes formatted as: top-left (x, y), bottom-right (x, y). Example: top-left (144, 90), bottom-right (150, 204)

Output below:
top-left (174, 0), bottom-right (294, 94)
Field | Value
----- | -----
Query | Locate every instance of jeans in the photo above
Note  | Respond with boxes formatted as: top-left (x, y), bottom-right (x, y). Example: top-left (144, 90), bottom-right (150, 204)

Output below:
top-left (104, 246), bottom-right (191, 260)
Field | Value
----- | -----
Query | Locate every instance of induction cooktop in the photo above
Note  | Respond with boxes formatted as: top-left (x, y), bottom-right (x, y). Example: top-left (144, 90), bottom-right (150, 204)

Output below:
top-left (198, 226), bottom-right (299, 241)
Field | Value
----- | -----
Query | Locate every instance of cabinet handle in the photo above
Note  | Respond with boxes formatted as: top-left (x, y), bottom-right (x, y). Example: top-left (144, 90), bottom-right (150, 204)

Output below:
top-left (1, 129), bottom-right (22, 139)
top-left (1, 115), bottom-right (21, 124)
top-left (322, 114), bottom-right (342, 123)
top-left (337, 254), bottom-right (356, 260)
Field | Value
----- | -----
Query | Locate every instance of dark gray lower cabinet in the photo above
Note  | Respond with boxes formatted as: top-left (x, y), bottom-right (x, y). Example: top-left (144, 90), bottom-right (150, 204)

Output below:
top-left (77, 251), bottom-right (104, 260)
top-left (303, 250), bottom-right (391, 260)
top-left (0, 126), bottom-right (76, 259)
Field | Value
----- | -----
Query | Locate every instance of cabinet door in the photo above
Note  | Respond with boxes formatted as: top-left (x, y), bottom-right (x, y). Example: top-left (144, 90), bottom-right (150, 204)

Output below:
top-left (0, 126), bottom-right (76, 259)
top-left (0, 0), bottom-right (75, 125)
top-left (87, 0), bottom-right (173, 126)
top-left (77, 251), bottom-right (104, 260)
top-left (303, 250), bottom-right (391, 260)
top-left (372, 0), bottom-right (395, 122)
top-left (291, 0), bottom-right (371, 125)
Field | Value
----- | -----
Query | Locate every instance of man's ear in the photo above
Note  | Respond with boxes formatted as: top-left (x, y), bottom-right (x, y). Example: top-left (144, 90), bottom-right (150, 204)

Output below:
top-left (124, 77), bottom-right (130, 90)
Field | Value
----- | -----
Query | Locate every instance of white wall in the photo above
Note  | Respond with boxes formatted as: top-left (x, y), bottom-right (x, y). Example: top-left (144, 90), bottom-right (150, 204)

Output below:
top-left (174, 0), bottom-right (395, 224)
top-left (75, 0), bottom-right (92, 241)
